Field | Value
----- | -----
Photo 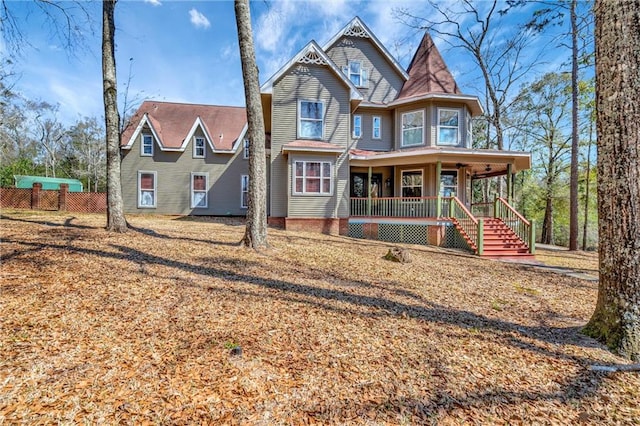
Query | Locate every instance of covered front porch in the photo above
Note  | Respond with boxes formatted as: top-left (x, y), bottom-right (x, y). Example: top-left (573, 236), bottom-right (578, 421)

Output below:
top-left (347, 148), bottom-right (535, 257)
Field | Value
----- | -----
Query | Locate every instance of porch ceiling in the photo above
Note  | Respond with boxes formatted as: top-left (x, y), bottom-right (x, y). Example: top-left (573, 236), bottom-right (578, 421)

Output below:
top-left (349, 147), bottom-right (531, 173)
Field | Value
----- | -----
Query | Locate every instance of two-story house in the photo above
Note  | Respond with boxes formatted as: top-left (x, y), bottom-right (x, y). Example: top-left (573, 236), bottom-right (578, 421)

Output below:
top-left (120, 17), bottom-right (534, 257)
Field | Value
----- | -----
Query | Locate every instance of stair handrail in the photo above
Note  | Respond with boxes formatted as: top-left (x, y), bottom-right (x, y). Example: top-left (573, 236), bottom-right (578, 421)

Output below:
top-left (449, 197), bottom-right (482, 253)
top-left (495, 197), bottom-right (535, 254)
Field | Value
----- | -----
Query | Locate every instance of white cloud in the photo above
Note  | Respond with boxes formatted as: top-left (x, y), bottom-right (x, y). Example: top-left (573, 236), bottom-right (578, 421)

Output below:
top-left (144, 0), bottom-right (162, 6)
top-left (189, 8), bottom-right (210, 29)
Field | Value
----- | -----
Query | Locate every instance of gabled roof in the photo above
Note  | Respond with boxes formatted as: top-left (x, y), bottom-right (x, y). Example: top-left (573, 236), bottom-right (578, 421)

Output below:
top-left (398, 32), bottom-right (461, 99)
top-left (323, 16), bottom-right (409, 81)
top-left (121, 101), bottom-right (247, 153)
top-left (260, 40), bottom-right (363, 102)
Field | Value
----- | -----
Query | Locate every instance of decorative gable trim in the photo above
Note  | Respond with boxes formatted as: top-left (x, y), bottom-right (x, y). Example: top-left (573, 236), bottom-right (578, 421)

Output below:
top-left (122, 114), bottom-right (246, 153)
top-left (323, 16), bottom-right (409, 81)
top-left (261, 40), bottom-right (363, 102)
top-left (298, 48), bottom-right (327, 66)
top-left (344, 22), bottom-right (370, 39)
top-left (121, 113), bottom-right (162, 150)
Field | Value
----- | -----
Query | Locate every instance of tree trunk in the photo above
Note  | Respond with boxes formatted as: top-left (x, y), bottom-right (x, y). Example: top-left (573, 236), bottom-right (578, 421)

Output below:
top-left (582, 123), bottom-right (593, 251)
top-left (234, 0), bottom-right (268, 250)
top-left (584, 0), bottom-right (640, 361)
top-left (568, 0), bottom-right (579, 251)
top-left (102, 0), bottom-right (127, 232)
top-left (541, 188), bottom-right (554, 245)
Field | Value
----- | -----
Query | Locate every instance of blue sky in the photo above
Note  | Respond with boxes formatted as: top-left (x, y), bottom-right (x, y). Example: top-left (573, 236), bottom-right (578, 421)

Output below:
top-left (4, 0), bottom-right (578, 126)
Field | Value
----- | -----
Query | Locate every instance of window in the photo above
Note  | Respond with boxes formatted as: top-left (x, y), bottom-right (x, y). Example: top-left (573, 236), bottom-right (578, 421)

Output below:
top-left (293, 161), bottom-right (332, 195)
top-left (437, 108), bottom-right (460, 145)
top-left (138, 171), bottom-right (157, 208)
top-left (440, 170), bottom-right (458, 197)
top-left (353, 115), bottom-right (362, 138)
top-left (241, 175), bottom-right (249, 208)
top-left (298, 100), bottom-right (324, 139)
top-left (191, 172), bottom-right (208, 208)
top-left (342, 61), bottom-right (368, 88)
top-left (401, 110), bottom-right (424, 147)
top-left (193, 137), bottom-right (205, 158)
top-left (401, 170), bottom-right (423, 197)
top-left (141, 134), bottom-right (153, 156)
top-left (243, 139), bottom-right (250, 159)
top-left (372, 116), bottom-right (381, 139)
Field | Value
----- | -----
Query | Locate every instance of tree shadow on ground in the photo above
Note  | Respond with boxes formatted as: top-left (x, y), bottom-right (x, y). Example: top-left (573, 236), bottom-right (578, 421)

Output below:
top-left (1, 214), bottom-right (96, 230)
top-left (3, 237), bottom-right (620, 416)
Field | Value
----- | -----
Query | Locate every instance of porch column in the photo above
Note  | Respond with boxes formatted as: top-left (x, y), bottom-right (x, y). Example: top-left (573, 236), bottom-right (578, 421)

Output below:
top-left (506, 163), bottom-right (513, 204)
top-left (436, 161), bottom-right (442, 218)
top-left (367, 166), bottom-right (372, 217)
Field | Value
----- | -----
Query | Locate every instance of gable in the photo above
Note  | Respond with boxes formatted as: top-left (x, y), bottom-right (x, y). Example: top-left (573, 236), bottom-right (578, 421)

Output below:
top-left (121, 101), bottom-right (247, 153)
top-left (261, 40), bottom-right (363, 103)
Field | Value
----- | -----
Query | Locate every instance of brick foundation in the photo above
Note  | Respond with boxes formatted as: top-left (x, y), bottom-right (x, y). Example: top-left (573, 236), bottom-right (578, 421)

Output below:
top-left (427, 225), bottom-right (445, 246)
top-left (283, 217), bottom-right (349, 236)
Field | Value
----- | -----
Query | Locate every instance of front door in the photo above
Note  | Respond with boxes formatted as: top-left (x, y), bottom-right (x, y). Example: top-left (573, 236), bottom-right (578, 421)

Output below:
top-left (351, 173), bottom-right (382, 198)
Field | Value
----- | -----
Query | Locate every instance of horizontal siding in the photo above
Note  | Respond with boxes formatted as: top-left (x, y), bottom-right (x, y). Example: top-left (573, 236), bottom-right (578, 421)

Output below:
top-left (393, 102), bottom-right (471, 150)
top-left (353, 109), bottom-right (393, 151)
top-left (326, 36), bottom-right (405, 104)
top-left (121, 126), bottom-right (249, 215)
top-left (271, 63), bottom-right (350, 219)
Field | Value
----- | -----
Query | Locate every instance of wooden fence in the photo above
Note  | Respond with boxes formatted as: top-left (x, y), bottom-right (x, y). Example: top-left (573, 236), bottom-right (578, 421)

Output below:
top-left (0, 183), bottom-right (106, 214)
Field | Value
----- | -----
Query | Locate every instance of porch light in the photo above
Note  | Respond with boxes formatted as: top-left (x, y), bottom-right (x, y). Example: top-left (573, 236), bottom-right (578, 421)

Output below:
top-left (485, 165), bottom-right (492, 172)
top-left (385, 177), bottom-right (392, 187)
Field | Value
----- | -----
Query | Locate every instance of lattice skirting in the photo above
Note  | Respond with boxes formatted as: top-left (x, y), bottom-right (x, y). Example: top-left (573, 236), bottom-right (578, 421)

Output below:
top-left (349, 222), bottom-right (473, 251)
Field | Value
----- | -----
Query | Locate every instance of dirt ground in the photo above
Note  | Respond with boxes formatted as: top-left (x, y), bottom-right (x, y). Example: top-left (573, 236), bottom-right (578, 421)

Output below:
top-left (1, 210), bottom-right (637, 424)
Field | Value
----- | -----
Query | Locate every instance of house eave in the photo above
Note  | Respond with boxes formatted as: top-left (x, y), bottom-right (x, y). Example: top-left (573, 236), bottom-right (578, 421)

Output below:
top-left (389, 93), bottom-right (484, 116)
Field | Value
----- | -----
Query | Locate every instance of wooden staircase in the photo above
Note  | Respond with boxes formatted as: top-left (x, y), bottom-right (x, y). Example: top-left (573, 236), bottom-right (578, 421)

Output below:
top-left (452, 217), bottom-right (535, 260)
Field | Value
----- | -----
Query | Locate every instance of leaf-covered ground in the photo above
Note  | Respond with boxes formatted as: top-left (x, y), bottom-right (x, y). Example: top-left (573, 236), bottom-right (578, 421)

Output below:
top-left (1, 210), bottom-right (638, 424)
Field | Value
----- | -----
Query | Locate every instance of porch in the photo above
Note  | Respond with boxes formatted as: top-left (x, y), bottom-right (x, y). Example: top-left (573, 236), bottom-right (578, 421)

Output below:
top-left (349, 196), bottom-right (536, 258)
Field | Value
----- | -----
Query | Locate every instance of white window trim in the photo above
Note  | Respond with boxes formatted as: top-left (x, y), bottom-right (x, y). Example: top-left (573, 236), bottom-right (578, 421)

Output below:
top-left (243, 139), bottom-right (250, 159)
top-left (401, 110), bottom-right (425, 147)
top-left (241, 175), bottom-right (249, 208)
top-left (190, 172), bottom-right (209, 209)
top-left (353, 115), bottom-right (362, 139)
top-left (342, 61), bottom-right (369, 88)
top-left (298, 99), bottom-right (325, 140)
top-left (372, 116), bottom-right (381, 139)
top-left (193, 136), bottom-right (205, 158)
top-left (401, 169), bottom-right (423, 200)
top-left (137, 170), bottom-right (157, 208)
top-left (437, 108), bottom-right (461, 146)
top-left (292, 160), bottom-right (333, 196)
top-left (141, 133), bottom-right (153, 156)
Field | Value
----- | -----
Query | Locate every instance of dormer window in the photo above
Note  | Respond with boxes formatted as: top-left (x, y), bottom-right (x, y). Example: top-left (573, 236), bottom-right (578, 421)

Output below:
top-left (243, 139), bottom-right (250, 159)
top-left (193, 137), bottom-right (205, 158)
top-left (141, 134), bottom-right (153, 156)
top-left (342, 61), bottom-right (368, 88)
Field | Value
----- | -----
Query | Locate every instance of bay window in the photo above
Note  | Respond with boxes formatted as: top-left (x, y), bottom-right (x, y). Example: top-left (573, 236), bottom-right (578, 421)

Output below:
top-left (372, 116), bottom-right (381, 139)
top-left (353, 115), bottom-right (362, 138)
top-left (293, 161), bottom-right (332, 195)
top-left (401, 110), bottom-right (424, 147)
top-left (437, 108), bottom-right (460, 145)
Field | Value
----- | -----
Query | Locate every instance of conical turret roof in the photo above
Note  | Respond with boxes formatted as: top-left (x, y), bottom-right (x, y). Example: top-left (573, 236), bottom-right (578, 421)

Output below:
top-left (397, 32), bottom-right (461, 99)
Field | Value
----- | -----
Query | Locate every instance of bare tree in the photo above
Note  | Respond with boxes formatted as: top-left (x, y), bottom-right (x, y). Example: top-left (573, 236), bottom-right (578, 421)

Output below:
top-left (103, 0), bottom-right (127, 232)
top-left (396, 0), bottom-right (541, 198)
top-left (584, 0), bottom-right (640, 361)
top-left (234, 0), bottom-right (268, 250)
